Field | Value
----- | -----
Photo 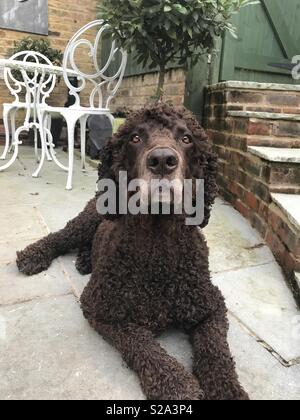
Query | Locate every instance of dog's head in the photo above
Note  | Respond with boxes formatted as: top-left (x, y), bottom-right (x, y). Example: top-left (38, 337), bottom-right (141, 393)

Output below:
top-left (97, 103), bottom-right (218, 228)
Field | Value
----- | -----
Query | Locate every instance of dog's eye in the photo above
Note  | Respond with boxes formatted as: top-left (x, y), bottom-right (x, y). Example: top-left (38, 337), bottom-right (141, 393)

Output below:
top-left (181, 135), bottom-right (192, 145)
top-left (131, 135), bottom-right (142, 144)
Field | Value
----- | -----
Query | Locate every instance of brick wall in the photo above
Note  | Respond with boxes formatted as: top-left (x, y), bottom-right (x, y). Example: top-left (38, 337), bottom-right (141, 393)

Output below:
top-left (0, 0), bottom-right (98, 125)
top-left (204, 81), bottom-right (300, 304)
top-left (110, 68), bottom-right (186, 112)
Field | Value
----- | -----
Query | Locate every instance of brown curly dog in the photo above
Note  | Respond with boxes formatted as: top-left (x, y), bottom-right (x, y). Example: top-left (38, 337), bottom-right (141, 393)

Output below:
top-left (17, 104), bottom-right (249, 400)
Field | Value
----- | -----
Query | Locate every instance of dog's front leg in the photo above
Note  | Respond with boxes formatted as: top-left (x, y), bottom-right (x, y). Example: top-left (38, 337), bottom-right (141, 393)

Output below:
top-left (190, 309), bottom-right (249, 401)
top-left (88, 319), bottom-right (204, 400)
top-left (17, 198), bottom-right (102, 276)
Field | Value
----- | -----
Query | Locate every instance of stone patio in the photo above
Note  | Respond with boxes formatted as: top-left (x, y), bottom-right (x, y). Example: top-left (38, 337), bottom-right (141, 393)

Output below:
top-left (0, 146), bottom-right (299, 400)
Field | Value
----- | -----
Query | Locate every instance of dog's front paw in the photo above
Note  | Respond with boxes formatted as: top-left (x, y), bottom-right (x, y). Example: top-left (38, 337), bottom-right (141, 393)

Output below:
top-left (17, 243), bottom-right (54, 276)
top-left (75, 247), bottom-right (92, 275)
top-left (162, 373), bottom-right (205, 400)
top-left (147, 367), bottom-right (205, 401)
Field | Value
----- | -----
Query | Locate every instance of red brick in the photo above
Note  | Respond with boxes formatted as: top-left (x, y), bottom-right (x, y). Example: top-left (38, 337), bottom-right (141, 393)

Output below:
top-left (246, 106), bottom-right (279, 113)
top-left (251, 214), bottom-right (267, 237)
top-left (227, 105), bottom-right (244, 112)
top-left (274, 121), bottom-right (300, 138)
top-left (283, 107), bottom-right (300, 115)
top-left (227, 135), bottom-right (248, 152)
top-left (234, 200), bottom-right (250, 219)
top-left (228, 91), bottom-right (264, 104)
top-left (277, 222), bottom-right (300, 256)
top-left (251, 180), bottom-right (270, 203)
top-left (245, 192), bottom-right (259, 211)
top-left (248, 121), bottom-right (272, 136)
top-left (211, 91), bottom-right (226, 105)
top-left (258, 202), bottom-right (269, 221)
top-left (234, 118), bottom-right (249, 134)
top-left (266, 94), bottom-right (299, 107)
top-left (269, 164), bottom-right (300, 186)
top-left (268, 208), bottom-right (282, 231)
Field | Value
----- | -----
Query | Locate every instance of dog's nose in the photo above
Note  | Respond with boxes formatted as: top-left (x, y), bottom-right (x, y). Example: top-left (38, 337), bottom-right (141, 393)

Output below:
top-left (147, 148), bottom-right (179, 176)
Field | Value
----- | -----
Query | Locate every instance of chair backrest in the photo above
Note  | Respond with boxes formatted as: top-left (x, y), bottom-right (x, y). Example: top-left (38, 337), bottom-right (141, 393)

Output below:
top-left (4, 51), bottom-right (56, 108)
top-left (63, 20), bottom-right (128, 110)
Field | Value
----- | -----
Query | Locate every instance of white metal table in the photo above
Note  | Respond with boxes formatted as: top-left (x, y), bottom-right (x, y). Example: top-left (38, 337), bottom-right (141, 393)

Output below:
top-left (0, 58), bottom-right (78, 178)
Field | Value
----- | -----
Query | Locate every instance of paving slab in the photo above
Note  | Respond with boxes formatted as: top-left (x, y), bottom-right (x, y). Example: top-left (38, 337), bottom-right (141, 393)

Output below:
top-left (204, 199), bottom-right (275, 273)
top-left (0, 237), bottom-right (44, 265)
top-left (1, 294), bottom-right (298, 400)
top-left (0, 295), bottom-right (144, 400)
top-left (0, 173), bottom-right (94, 207)
top-left (213, 263), bottom-right (300, 363)
top-left (271, 193), bottom-right (300, 231)
top-left (0, 261), bottom-right (71, 306)
top-left (248, 146), bottom-right (300, 163)
top-left (36, 201), bottom-right (91, 232)
top-left (0, 204), bottom-right (47, 242)
top-left (59, 253), bottom-right (90, 298)
top-left (0, 146), bottom-right (299, 400)
top-left (228, 316), bottom-right (300, 401)
top-left (0, 148), bottom-right (97, 207)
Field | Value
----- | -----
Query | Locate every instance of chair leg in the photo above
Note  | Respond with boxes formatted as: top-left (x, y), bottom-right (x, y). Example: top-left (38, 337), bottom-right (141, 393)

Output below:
top-left (0, 106), bottom-right (12, 160)
top-left (32, 115), bottom-right (48, 179)
top-left (80, 115), bottom-right (89, 172)
top-left (45, 114), bottom-right (52, 162)
top-left (33, 127), bottom-right (40, 163)
top-left (45, 113), bottom-right (68, 172)
top-left (8, 108), bottom-right (17, 154)
top-left (66, 117), bottom-right (77, 190)
top-left (0, 125), bottom-right (22, 172)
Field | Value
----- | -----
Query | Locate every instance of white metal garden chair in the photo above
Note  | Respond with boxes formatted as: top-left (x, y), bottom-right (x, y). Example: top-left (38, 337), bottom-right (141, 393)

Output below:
top-left (41, 20), bottom-right (128, 190)
top-left (0, 51), bottom-right (57, 169)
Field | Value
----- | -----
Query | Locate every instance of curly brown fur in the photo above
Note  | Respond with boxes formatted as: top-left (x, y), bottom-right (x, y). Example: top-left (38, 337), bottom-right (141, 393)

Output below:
top-left (16, 104), bottom-right (248, 400)
top-left (76, 245), bottom-right (93, 275)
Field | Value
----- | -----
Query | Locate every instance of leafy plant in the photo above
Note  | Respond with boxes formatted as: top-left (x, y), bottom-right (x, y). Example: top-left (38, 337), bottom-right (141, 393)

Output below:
top-left (8, 37), bottom-right (63, 82)
top-left (98, 0), bottom-right (259, 100)
top-left (8, 37), bottom-right (63, 66)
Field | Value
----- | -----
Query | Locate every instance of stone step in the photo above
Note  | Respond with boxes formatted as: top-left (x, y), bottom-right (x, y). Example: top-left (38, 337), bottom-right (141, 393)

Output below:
top-left (248, 147), bottom-right (300, 163)
top-left (248, 147), bottom-right (300, 188)
top-left (228, 110), bottom-right (300, 139)
top-left (247, 135), bottom-right (300, 149)
top-left (229, 110), bottom-right (300, 122)
top-left (270, 185), bottom-right (300, 194)
top-left (271, 193), bottom-right (300, 231)
top-left (270, 195), bottom-right (300, 299)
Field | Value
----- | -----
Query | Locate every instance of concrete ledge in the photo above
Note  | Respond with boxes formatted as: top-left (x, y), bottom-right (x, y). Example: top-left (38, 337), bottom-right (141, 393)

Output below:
top-left (207, 81), bottom-right (300, 92)
top-left (248, 147), bottom-right (300, 163)
top-left (228, 110), bottom-right (300, 122)
top-left (271, 193), bottom-right (300, 231)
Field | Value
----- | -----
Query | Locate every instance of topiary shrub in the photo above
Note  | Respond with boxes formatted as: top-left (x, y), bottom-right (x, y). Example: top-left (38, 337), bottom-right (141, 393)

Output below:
top-left (98, 0), bottom-right (258, 100)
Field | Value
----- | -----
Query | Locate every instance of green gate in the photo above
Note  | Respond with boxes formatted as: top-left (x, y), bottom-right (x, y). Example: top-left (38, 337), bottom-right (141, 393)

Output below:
top-left (219, 0), bottom-right (300, 84)
top-left (186, 0), bottom-right (300, 119)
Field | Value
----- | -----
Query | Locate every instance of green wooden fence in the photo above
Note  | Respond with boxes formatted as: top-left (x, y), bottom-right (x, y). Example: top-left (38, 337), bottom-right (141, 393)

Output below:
top-left (219, 0), bottom-right (300, 84)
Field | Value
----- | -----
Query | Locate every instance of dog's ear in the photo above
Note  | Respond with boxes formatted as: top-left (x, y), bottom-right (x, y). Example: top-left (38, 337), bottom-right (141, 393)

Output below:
top-left (185, 114), bottom-right (218, 229)
top-left (97, 138), bottom-right (115, 183)
top-left (200, 144), bottom-right (218, 228)
top-left (96, 137), bottom-right (124, 220)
